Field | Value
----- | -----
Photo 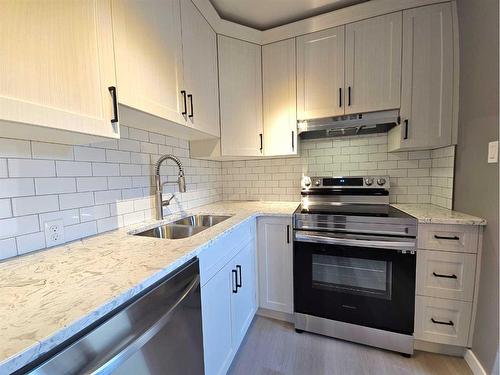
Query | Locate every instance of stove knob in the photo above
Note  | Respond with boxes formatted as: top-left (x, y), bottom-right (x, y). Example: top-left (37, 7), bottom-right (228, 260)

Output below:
top-left (314, 180), bottom-right (321, 186)
top-left (365, 178), bottom-right (374, 186)
top-left (377, 178), bottom-right (387, 186)
top-left (302, 176), bottom-right (311, 188)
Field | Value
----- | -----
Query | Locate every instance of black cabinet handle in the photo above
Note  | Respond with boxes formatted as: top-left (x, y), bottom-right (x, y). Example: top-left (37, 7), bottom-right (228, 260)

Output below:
top-left (232, 269), bottom-right (238, 293)
top-left (187, 94), bottom-right (194, 118)
top-left (434, 235), bottom-right (460, 241)
top-left (291, 131), bottom-right (295, 151)
top-left (259, 133), bottom-right (263, 152)
top-left (108, 86), bottom-right (119, 124)
top-left (286, 225), bottom-right (290, 243)
top-left (431, 318), bottom-right (454, 326)
top-left (404, 119), bottom-right (409, 140)
top-left (181, 90), bottom-right (187, 116)
top-left (348, 86), bottom-right (352, 106)
top-left (339, 87), bottom-right (342, 107)
top-left (433, 272), bottom-right (458, 279)
top-left (236, 265), bottom-right (242, 288)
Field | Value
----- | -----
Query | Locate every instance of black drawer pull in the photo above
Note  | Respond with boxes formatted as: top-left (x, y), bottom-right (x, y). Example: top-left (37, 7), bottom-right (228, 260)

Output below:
top-left (339, 87), bottom-right (342, 107)
top-left (433, 272), bottom-right (458, 279)
top-left (108, 86), bottom-right (119, 124)
top-left (348, 86), bottom-right (352, 106)
top-left (181, 90), bottom-right (187, 116)
top-left (188, 94), bottom-right (194, 118)
top-left (286, 225), bottom-right (290, 244)
top-left (291, 131), bottom-right (295, 151)
top-left (434, 235), bottom-right (460, 241)
top-left (403, 119), bottom-right (409, 140)
top-left (431, 318), bottom-right (454, 326)
top-left (259, 133), bottom-right (263, 152)
top-left (236, 265), bottom-right (242, 288)
top-left (232, 269), bottom-right (238, 293)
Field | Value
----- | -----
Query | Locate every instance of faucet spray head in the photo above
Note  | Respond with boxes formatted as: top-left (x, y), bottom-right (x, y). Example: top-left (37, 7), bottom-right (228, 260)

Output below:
top-left (178, 174), bottom-right (186, 193)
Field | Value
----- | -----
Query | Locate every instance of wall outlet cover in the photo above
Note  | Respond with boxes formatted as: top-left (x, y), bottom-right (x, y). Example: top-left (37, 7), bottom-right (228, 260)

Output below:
top-left (44, 220), bottom-right (65, 247)
top-left (488, 141), bottom-right (498, 163)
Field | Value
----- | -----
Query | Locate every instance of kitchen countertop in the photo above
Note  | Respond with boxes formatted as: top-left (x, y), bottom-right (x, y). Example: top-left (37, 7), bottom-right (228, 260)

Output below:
top-left (0, 201), bottom-right (298, 374)
top-left (393, 204), bottom-right (487, 226)
top-left (0, 201), bottom-right (485, 374)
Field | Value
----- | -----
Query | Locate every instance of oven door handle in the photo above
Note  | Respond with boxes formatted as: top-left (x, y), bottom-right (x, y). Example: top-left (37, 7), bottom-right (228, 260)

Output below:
top-left (294, 231), bottom-right (415, 251)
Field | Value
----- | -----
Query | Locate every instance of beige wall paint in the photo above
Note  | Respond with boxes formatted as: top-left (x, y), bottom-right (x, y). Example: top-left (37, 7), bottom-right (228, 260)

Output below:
top-left (454, 0), bottom-right (499, 373)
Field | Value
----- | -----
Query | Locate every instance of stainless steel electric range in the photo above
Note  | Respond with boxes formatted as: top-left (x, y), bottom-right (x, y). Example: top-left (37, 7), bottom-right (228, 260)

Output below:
top-left (293, 176), bottom-right (418, 355)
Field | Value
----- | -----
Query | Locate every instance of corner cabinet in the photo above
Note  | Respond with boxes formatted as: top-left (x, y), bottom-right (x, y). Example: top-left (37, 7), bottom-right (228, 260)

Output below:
top-left (0, 0), bottom-right (118, 144)
top-left (262, 39), bottom-right (298, 156)
top-left (257, 217), bottom-right (294, 316)
top-left (389, 3), bottom-right (455, 151)
top-left (218, 35), bottom-right (264, 157)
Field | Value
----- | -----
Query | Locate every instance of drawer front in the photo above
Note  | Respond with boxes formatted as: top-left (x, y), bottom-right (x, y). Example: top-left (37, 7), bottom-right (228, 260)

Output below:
top-left (415, 296), bottom-right (472, 346)
top-left (418, 224), bottom-right (479, 253)
top-left (199, 219), bottom-right (254, 286)
top-left (416, 250), bottom-right (476, 301)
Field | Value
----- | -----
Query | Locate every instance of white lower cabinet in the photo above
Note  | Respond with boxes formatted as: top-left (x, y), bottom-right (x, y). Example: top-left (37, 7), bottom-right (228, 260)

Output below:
top-left (200, 227), bottom-right (257, 375)
top-left (257, 217), bottom-right (293, 314)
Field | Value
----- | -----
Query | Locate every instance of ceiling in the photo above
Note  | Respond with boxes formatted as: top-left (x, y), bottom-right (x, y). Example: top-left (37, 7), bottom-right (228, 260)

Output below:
top-left (209, 0), bottom-right (370, 30)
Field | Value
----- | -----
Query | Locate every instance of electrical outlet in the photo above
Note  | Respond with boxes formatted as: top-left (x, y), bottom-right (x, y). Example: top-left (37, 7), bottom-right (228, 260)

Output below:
top-left (488, 141), bottom-right (498, 163)
top-left (44, 220), bottom-right (65, 247)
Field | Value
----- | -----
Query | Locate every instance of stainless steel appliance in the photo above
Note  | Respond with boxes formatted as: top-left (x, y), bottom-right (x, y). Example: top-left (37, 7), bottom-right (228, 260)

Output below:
top-left (293, 176), bottom-right (418, 355)
top-left (20, 258), bottom-right (204, 375)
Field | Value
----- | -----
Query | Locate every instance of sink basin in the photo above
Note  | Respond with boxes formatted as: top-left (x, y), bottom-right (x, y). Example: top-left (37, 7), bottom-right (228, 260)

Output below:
top-left (172, 214), bottom-right (232, 227)
top-left (133, 214), bottom-right (233, 240)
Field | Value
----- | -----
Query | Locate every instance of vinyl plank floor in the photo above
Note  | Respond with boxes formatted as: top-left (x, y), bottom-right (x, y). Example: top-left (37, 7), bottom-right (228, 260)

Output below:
top-left (228, 316), bottom-right (472, 375)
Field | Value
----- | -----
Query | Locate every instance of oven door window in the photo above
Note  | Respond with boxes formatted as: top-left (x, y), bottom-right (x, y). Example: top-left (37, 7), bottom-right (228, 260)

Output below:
top-left (312, 254), bottom-right (392, 300)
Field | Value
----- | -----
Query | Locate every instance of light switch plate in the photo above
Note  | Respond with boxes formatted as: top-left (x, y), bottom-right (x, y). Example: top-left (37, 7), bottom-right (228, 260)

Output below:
top-left (488, 141), bottom-right (498, 163)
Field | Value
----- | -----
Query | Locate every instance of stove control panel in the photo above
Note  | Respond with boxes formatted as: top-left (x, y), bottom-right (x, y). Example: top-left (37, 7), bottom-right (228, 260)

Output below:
top-left (302, 176), bottom-right (390, 189)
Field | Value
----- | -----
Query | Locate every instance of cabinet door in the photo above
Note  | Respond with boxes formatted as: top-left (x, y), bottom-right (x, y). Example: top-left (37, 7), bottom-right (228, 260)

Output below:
top-left (201, 262), bottom-right (234, 375)
top-left (181, 0), bottom-right (220, 137)
top-left (345, 13), bottom-right (402, 114)
top-left (112, 0), bottom-right (186, 126)
top-left (257, 217), bottom-right (294, 314)
top-left (263, 39), bottom-right (297, 156)
top-left (398, 3), bottom-right (453, 149)
top-left (231, 241), bottom-right (257, 349)
top-left (0, 0), bottom-right (117, 139)
top-left (218, 36), bottom-right (263, 156)
top-left (296, 27), bottom-right (345, 120)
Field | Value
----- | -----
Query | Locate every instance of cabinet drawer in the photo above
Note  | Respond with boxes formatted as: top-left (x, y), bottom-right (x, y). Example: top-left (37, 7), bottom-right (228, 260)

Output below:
top-left (199, 220), bottom-right (254, 286)
top-left (415, 296), bottom-right (472, 346)
top-left (418, 224), bottom-right (479, 253)
top-left (416, 250), bottom-right (476, 301)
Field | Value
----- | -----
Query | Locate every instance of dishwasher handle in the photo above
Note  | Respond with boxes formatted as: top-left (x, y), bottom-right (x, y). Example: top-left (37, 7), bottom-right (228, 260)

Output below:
top-left (87, 274), bottom-right (200, 375)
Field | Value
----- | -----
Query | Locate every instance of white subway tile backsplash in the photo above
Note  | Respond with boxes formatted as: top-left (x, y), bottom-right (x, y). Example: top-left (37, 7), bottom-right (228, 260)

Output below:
top-left (108, 176), bottom-right (132, 190)
top-left (92, 162), bottom-right (120, 177)
top-left (16, 231), bottom-right (46, 254)
top-left (35, 177), bottom-right (76, 195)
top-left (56, 161), bottom-right (92, 177)
top-left (106, 149), bottom-right (131, 163)
top-left (118, 139), bottom-right (141, 152)
top-left (128, 128), bottom-right (149, 142)
top-left (80, 205), bottom-right (110, 223)
top-left (0, 139), bottom-right (31, 158)
top-left (59, 192), bottom-right (95, 210)
top-left (74, 146), bottom-right (106, 162)
top-left (12, 195), bottom-right (59, 216)
top-left (0, 159), bottom-right (7, 178)
top-left (76, 177), bottom-right (108, 192)
top-left (8, 159), bottom-right (55, 177)
top-left (65, 222), bottom-right (98, 242)
top-left (94, 190), bottom-right (122, 205)
top-left (0, 199), bottom-right (12, 219)
top-left (0, 215), bottom-right (39, 240)
top-left (97, 215), bottom-right (123, 233)
top-left (0, 238), bottom-right (17, 260)
top-left (120, 164), bottom-right (142, 176)
top-left (39, 209), bottom-right (80, 227)
top-left (32, 142), bottom-right (73, 160)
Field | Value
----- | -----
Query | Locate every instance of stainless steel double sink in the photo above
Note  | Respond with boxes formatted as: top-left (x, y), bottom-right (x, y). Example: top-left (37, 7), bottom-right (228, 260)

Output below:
top-left (133, 214), bottom-right (232, 240)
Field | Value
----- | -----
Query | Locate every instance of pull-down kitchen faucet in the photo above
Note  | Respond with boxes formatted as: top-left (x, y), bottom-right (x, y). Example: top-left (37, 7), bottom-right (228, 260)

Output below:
top-left (154, 154), bottom-right (186, 220)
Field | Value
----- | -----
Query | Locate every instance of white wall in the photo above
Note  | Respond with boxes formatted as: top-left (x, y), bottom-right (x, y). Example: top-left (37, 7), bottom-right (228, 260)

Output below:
top-left (0, 126), bottom-right (222, 260)
top-left (222, 134), bottom-right (454, 207)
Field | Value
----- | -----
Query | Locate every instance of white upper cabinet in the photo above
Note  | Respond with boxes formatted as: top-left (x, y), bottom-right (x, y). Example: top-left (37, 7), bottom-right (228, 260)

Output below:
top-left (180, 0), bottom-right (220, 137)
top-left (218, 35), bottom-right (263, 157)
top-left (0, 0), bottom-right (118, 143)
top-left (112, 0), bottom-right (186, 126)
top-left (345, 13), bottom-right (402, 114)
top-left (389, 3), bottom-right (454, 151)
top-left (262, 39), bottom-right (297, 156)
top-left (296, 27), bottom-right (345, 120)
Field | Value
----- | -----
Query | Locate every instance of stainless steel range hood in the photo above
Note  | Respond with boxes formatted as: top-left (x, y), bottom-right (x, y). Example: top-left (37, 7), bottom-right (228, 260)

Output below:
top-left (297, 110), bottom-right (400, 140)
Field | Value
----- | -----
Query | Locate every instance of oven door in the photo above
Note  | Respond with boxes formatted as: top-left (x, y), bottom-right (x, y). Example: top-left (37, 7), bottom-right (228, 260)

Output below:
top-left (294, 231), bottom-right (416, 335)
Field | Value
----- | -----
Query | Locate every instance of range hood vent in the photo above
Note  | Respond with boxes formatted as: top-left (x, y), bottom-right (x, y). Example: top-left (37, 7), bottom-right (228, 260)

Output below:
top-left (297, 110), bottom-right (399, 140)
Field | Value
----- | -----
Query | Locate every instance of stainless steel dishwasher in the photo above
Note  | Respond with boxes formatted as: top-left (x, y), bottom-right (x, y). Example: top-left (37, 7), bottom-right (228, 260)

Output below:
top-left (21, 258), bottom-right (204, 375)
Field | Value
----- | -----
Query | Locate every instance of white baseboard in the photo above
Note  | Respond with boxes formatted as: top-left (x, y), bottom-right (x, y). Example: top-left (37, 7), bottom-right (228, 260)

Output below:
top-left (464, 349), bottom-right (488, 375)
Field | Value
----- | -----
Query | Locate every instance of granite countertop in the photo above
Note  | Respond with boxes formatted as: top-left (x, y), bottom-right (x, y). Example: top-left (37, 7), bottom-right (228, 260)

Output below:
top-left (393, 204), bottom-right (487, 226)
top-left (0, 201), bottom-right (486, 374)
top-left (0, 201), bottom-right (299, 374)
